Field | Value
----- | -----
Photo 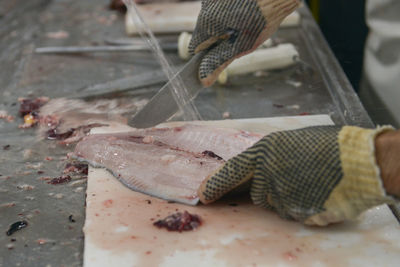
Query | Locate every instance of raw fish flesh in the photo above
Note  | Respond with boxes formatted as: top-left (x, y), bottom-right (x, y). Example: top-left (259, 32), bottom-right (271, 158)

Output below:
top-left (38, 98), bottom-right (147, 144)
top-left (73, 124), bottom-right (262, 205)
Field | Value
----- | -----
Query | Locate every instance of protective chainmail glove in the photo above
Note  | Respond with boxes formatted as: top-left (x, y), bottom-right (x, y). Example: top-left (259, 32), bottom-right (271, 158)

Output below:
top-left (189, 0), bottom-right (300, 86)
top-left (198, 126), bottom-right (397, 226)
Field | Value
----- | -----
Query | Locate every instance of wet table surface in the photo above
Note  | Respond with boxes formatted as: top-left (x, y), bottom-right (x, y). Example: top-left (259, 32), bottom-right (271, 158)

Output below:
top-left (0, 1), bottom-right (398, 266)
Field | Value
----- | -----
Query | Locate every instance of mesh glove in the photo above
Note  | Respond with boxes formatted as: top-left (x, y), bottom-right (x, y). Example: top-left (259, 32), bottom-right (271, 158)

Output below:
top-left (198, 126), bottom-right (397, 226)
top-left (189, 0), bottom-right (300, 86)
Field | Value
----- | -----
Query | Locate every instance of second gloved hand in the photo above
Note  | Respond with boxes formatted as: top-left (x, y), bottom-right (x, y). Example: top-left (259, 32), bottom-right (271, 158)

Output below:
top-left (189, 0), bottom-right (300, 86)
top-left (198, 126), bottom-right (397, 226)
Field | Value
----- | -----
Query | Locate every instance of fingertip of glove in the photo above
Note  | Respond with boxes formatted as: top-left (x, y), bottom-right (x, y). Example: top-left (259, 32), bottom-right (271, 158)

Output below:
top-left (197, 170), bottom-right (222, 205)
top-left (199, 54), bottom-right (235, 87)
top-left (199, 74), bottom-right (217, 88)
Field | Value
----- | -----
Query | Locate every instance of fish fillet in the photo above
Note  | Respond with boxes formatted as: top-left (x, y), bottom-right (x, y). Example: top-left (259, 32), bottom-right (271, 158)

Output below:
top-left (73, 124), bottom-right (262, 205)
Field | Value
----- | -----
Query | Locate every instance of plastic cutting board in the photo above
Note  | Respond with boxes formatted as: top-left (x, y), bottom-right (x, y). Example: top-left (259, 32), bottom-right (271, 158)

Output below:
top-left (83, 115), bottom-right (400, 267)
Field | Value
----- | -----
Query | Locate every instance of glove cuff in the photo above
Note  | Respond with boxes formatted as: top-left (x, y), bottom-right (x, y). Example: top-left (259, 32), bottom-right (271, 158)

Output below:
top-left (305, 125), bottom-right (396, 226)
top-left (256, 0), bottom-right (300, 44)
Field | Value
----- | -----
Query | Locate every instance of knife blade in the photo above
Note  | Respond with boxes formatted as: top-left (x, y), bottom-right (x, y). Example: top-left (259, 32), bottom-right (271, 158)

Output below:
top-left (70, 66), bottom-right (182, 100)
top-left (128, 51), bottom-right (205, 128)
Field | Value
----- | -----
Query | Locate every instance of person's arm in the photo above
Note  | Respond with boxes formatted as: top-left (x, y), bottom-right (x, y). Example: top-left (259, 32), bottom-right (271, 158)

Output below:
top-left (376, 130), bottom-right (400, 197)
top-left (198, 126), bottom-right (399, 226)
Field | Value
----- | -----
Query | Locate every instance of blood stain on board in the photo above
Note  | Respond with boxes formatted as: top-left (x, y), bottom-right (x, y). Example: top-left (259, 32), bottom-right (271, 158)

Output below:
top-left (103, 199), bottom-right (113, 208)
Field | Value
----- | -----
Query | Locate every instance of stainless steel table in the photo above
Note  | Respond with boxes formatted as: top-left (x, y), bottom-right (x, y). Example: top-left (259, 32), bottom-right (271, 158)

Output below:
top-left (0, 1), bottom-right (398, 266)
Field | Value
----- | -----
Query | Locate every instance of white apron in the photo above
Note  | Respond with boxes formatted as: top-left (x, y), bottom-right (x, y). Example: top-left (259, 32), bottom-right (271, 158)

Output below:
top-left (363, 0), bottom-right (400, 125)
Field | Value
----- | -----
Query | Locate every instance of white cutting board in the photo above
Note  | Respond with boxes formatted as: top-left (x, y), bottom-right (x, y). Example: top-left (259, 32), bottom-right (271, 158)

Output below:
top-left (83, 115), bottom-right (400, 267)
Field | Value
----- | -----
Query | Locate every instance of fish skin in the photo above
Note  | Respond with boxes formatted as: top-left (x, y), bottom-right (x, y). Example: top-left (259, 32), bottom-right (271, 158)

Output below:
top-left (73, 125), bottom-right (262, 205)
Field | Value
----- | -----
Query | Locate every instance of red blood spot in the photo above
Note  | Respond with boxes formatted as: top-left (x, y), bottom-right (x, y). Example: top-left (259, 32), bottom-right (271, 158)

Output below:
top-left (130, 236), bottom-right (137, 239)
top-left (145, 251), bottom-right (152, 255)
top-left (95, 213), bottom-right (99, 217)
top-left (283, 251), bottom-right (297, 261)
top-left (299, 112), bottom-right (311, 116)
top-left (103, 199), bottom-right (113, 208)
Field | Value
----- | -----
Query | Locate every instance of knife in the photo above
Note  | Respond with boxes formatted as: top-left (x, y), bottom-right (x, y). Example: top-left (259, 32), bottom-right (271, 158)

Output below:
top-left (70, 65), bottom-right (182, 100)
top-left (128, 51), bottom-right (206, 128)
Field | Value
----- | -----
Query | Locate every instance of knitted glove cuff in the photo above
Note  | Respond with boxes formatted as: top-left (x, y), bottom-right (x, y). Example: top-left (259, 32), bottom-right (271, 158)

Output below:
top-left (257, 0), bottom-right (301, 44)
top-left (305, 126), bottom-right (396, 226)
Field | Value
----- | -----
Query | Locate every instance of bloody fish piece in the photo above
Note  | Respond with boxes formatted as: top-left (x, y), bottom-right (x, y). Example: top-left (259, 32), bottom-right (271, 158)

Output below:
top-left (153, 211), bottom-right (201, 232)
top-left (38, 98), bottom-right (142, 144)
top-left (46, 123), bottom-right (108, 144)
top-left (63, 162), bottom-right (89, 175)
top-left (18, 97), bottom-right (49, 117)
top-left (47, 175), bottom-right (71, 185)
top-left (73, 125), bottom-right (262, 205)
top-left (46, 128), bottom-right (74, 140)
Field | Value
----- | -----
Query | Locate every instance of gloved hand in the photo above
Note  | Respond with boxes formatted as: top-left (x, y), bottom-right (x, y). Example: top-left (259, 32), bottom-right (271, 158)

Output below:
top-left (189, 0), bottom-right (301, 86)
top-left (198, 125), bottom-right (399, 226)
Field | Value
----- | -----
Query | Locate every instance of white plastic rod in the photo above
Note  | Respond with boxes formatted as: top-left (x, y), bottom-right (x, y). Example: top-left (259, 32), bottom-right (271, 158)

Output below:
top-left (217, 43), bottom-right (299, 84)
top-left (126, 2), bottom-right (301, 35)
top-left (178, 31), bottom-right (192, 60)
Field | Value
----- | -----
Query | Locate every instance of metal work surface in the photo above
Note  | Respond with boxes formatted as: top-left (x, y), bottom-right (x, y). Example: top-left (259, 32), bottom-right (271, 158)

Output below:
top-left (0, 1), bottom-right (397, 266)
